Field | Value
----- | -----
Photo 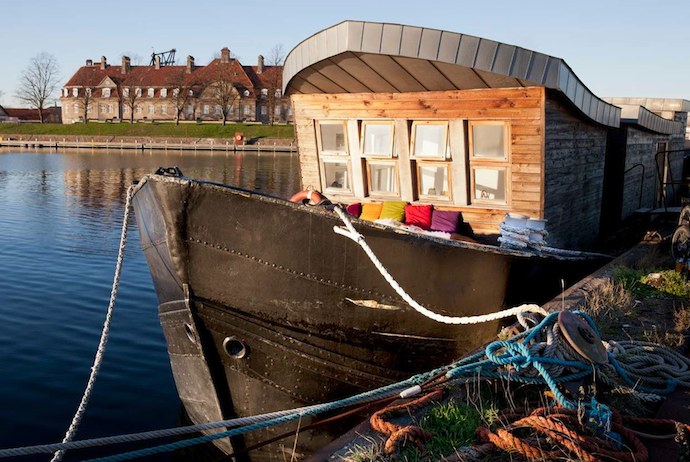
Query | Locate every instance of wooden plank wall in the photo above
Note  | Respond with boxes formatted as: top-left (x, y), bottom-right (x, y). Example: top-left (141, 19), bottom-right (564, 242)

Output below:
top-left (291, 87), bottom-right (545, 235)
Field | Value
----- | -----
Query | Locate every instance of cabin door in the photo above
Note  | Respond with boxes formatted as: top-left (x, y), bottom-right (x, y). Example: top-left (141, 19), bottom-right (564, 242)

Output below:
top-left (599, 128), bottom-right (627, 239)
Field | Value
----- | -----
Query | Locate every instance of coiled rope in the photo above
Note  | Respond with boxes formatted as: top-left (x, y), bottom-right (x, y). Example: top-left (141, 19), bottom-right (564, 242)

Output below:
top-left (50, 185), bottom-right (135, 462)
top-left (332, 206), bottom-right (547, 324)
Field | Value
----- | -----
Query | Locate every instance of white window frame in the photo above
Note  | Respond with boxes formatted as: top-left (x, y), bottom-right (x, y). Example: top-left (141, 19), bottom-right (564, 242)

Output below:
top-left (148, 104), bottom-right (155, 114)
top-left (135, 88), bottom-right (142, 97)
top-left (320, 158), bottom-right (354, 196)
top-left (147, 88), bottom-right (155, 97)
top-left (162, 104), bottom-right (168, 115)
top-left (366, 159), bottom-right (400, 198)
top-left (410, 121), bottom-right (449, 160)
top-left (361, 121), bottom-right (395, 158)
top-left (102, 88), bottom-right (111, 98)
top-left (316, 120), bottom-right (348, 157)
top-left (72, 88), bottom-right (78, 97)
top-left (123, 88), bottom-right (130, 97)
top-left (160, 88), bottom-right (167, 98)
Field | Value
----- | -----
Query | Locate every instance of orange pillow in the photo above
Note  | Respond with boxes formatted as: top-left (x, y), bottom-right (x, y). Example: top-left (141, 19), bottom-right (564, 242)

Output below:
top-left (360, 203), bottom-right (383, 222)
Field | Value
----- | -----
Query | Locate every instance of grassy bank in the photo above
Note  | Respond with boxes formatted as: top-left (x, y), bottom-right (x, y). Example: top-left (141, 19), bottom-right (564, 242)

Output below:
top-left (0, 122), bottom-right (294, 140)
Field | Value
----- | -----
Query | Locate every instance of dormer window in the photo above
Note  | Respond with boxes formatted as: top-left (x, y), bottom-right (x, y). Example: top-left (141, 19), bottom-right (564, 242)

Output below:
top-left (160, 88), bottom-right (167, 98)
top-left (135, 88), bottom-right (142, 97)
top-left (172, 88), bottom-right (180, 97)
top-left (274, 89), bottom-right (281, 98)
top-left (243, 90), bottom-right (250, 97)
top-left (85, 88), bottom-right (92, 96)
top-left (63, 88), bottom-right (68, 97)
top-left (147, 88), bottom-right (155, 97)
top-left (72, 88), bottom-right (78, 97)
top-left (123, 88), bottom-right (130, 97)
top-left (260, 89), bottom-right (268, 97)
top-left (102, 88), bottom-right (111, 98)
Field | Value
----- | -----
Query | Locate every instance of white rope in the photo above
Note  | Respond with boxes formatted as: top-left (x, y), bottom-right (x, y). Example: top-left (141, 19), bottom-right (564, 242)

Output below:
top-left (50, 185), bottom-right (135, 462)
top-left (333, 206), bottom-right (547, 325)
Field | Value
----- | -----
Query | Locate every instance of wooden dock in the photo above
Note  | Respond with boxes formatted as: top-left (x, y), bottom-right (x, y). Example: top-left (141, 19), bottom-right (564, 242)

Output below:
top-left (0, 138), bottom-right (296, 153)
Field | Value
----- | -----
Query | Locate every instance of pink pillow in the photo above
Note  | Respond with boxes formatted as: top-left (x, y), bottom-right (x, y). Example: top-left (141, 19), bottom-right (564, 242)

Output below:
top-left (404, 205), bottom-right (433, 230)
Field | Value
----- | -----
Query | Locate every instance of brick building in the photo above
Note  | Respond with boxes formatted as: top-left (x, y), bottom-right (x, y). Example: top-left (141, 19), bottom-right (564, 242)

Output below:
top-left (60, 48), bottom-right (291, 124)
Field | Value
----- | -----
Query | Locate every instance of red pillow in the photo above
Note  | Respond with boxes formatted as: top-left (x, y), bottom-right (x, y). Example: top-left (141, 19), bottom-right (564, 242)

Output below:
top-left (404, 204), bottom-right (433, 230)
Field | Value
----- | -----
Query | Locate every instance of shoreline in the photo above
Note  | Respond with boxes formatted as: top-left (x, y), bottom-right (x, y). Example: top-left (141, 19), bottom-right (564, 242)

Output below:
top-left (0, 134), bottom-right (296, 152)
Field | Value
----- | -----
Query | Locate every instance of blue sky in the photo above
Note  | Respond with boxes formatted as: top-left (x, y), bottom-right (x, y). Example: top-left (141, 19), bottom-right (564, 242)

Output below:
top-left (0, 0), bottom-right (688, 107)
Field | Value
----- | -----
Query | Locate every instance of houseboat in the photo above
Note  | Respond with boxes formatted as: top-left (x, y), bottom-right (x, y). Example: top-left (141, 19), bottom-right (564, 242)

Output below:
top-left (132, 21), bottom-right (688, 460)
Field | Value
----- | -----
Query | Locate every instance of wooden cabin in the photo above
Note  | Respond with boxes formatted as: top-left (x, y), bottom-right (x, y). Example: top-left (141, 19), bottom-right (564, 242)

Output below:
top-left (283, 21), bottom-right (687, 250)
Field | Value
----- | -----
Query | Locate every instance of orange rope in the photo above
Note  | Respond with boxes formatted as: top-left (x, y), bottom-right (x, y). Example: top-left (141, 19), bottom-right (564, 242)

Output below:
top-left (369, 389), bottom-right (443, 454)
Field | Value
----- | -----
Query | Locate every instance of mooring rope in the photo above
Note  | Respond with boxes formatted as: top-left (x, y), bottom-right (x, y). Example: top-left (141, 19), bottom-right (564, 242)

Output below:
top-left (332, 206), bottom-right (547, 324)
top-left (50, 185), bottom-right (135, 462)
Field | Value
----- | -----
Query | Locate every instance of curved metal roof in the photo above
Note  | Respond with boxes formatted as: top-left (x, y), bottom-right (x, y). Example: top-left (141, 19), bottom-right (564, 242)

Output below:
top-left (283, 20), bottom-right (620, 128)
top-left (614, 104), bottom-right (683, 135)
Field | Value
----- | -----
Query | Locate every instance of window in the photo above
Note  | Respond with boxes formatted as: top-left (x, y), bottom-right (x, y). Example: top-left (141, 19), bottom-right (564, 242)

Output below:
top-left (274, 106), bottom-right (281, 116)
top-left (135, 88), bottom-right (142, 97)
top-left (215, 105), bottom-right (221, 115)
top-left (123, 88), bottom-right (130, 97)
top-left (260, 106), bottom-right (267, 115)
top-left (227, 105), bottom-right (234, 114)
top-left (162, 104), bottom-right (167, 115)
top-left (85, 88), bottom-right (92, 96)
top-left (243, 105), bottom-right (250, 115)
top-left (362, 121), bottom-right (394, 157)
top-left (147, 88), bottom-right (155, 97)
top-left (411, 122), bottom-right (448, 159)
top-left (63, 88), bottom-right (68, 97)
top-left (99, 104), bottom-right (106, 113)
top-left (367, 160), bottom-right (398, 196)
top-left (469, 122), bottom-right (509, 205)
top-left (172, 88), bottom-right (179, 97)
top-left (417, 162), bottom-right (451, 200)
top-left (203, 105), bottom-right (210, 115)
top-left (73, 103), bottom-right (78, 113)
top-left (322, 160), bottom-right (352, 193)
top-left (260, 88), bottom-right (268, 97)
top-left (124, 106), bottom-right (130, 114)
top-left (102, 88), bottom-right (111, 98)
top-left (72, 88), bottom-right (78, 97)
top-left (275, 89), bottom-right (281, 98)
top-left (316, 121), bottom-right (348, 156)
top-left (136, 106), bottom-right (142, 114)
top-left (147, 104), bottom-right (154, 114)
top-left (108, 104), bottom-right (113, 113)
top-left (160, 88), bottom-right (167, 98)
top-left (186, 104), bottom-right (194, 115)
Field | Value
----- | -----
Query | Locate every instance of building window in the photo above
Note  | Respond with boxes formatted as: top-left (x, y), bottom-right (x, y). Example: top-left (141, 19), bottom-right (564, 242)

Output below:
top-left (243, 105), bottom-right (250, 116)
top-left (187, 104), bottom-right (194, 115)
top-left (102, 88), bottom-right (111, 98)
top-left (148, 104), bottom-right (155, 114)
top-left (123, 88), bottom-right (130, 97)
top-left (316, 121), bottom-right (348, 156)
top-left (162, 104), bottom-right (167, 115)
top-left (417, 161), bottom-right (451, 200)
top-left (99, 104), bottom-right (106, 113)
top-left (160, 88), bottom-right (167, 98)
top-left (135, 88), bottom-right (142, 97)
top-left (260, 106), bottom-right (267, 115)
top-left (108, 104), bottom-right (113, 113)
top-left (124, 106), bottom-right (130, 114)
top-left (411, 121), bottom-right (448, 159)
top-left (367, 160), bottom-right (398, 197)
top-left (322, 160), bottom-right (352, 194)
top-left (215, 105), bottom-right (221, 115)
top-left (172, 88), bottom-right (179, 97)
top-left (136, 106), bottom-right (142, 114)
top-left (203, 105), bottom-right (210, 115)
top-left (72, 88), bottom-right (78, 97)
top-left (85, 88), bottom-right (92, 96)
top-left (260, 88), bottom-right (268, 97)
top-left (469, 121), bottom-right (509, 205)
top-left (275, 89), bottom-right (281, 98)
top-left (147, 88), bottom-right (155, 97)
top-left (63, 88), bottom-right (69, 97)
top-left (361, 121), bottom-right (395, 157)
top-left (274, 106), bottom-right (281, 116)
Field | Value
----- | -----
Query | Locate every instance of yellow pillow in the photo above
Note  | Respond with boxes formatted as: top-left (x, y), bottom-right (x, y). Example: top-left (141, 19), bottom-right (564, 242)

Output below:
top-left (359, 203), bottom-right (383, 221)
top-left (379, 201), bottom-right (407, 222)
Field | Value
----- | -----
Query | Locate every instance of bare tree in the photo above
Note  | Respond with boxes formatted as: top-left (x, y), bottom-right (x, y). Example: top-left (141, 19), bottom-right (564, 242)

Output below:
top-left (265, 44), bottom-right (285, 125)
top-left (168, 68), bottom-right (201, 125)
top-left (15, 52), bottom-right (60, 123)
top-left (120, 76), bottom-right (143, 123)
top-left (208, 64), bottom-right (240, 126)
top-left (77, 87), bottom-right (94, 123)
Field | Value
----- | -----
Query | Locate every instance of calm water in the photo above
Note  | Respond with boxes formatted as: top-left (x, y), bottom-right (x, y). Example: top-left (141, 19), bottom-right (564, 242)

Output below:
top-left (0, 148), bottom-right (300, 460)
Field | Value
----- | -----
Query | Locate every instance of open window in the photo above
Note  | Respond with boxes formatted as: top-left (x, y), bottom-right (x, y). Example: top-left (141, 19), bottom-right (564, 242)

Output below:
top-left (367, 160), bottom-right (398, 197)
top-left (411, 121), bottom-right (448, 160)
top-left (361, 121), bottom-right (395, 158)
top-left (316, 121), bottom-right (348, 156)
top-left (417, 161), bottom-right (451, 201)
top-left (321, 160), bottom-right (352, 194)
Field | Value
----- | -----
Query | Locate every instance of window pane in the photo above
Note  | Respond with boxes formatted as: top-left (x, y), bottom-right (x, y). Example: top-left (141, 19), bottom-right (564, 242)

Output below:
top-left (413, 124), bottom-right (446, 158)
top-left (319, 123), bottom-right (347, 154)
top-left (472, 124), bottom-right (505, 159)
top-left (369, 163), bottom-right (397, 194)
top-left (363, 124), bottom-right (393, 156)
top-left (323, 162), bottom-right (350, 192)
top-left (474, 168), bottom-right (506, 203)
top-left (419, 165), bottom-right (449, 197)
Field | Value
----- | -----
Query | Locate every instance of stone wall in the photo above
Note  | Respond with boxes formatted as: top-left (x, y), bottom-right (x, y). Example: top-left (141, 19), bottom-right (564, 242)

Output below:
top-left (544, 94), bottom-right (609, 249)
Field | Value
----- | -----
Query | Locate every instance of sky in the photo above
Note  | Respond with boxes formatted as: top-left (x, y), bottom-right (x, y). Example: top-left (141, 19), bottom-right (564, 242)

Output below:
top-left (0, 0), bottom-right (688, 107)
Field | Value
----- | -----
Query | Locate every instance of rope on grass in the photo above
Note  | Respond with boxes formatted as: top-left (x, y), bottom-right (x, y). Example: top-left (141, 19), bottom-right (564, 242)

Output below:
top-left (50, 185), bottom-right (135, 462)
top-left (333, 206), bottom-right (547, 325)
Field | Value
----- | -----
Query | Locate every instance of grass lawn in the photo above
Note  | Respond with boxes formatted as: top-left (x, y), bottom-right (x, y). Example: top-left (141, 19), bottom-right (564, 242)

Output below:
top-left (0, 122), bottom-right (294, 139)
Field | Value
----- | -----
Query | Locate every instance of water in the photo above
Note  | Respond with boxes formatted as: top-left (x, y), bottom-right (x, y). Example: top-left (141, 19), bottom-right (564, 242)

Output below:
top-left (0, 148), bottom-right (300, 460)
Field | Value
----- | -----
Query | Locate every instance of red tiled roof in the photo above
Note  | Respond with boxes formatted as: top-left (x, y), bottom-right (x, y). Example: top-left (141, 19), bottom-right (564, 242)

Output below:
top-left (63, 57), bottom-right (267, 95)
top-left (244, 65), bottom-right (283, 90)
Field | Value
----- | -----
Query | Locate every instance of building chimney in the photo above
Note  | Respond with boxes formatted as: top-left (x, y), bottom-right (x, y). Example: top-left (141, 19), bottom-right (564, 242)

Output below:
top-left (186, 55), bottom-right (195, 74)
top-left (86, 59), bottom-right (93, 66)
top-left (154, 55), bottom-right (161, 70)
top-left (257, 55), bottom-right (264, 74)
top-left (121, 56), bottom-right (130, 74)
top-left (100, 56), bottom-right (107, 70)
top-left (220, 47), bottom-right (230, 64)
